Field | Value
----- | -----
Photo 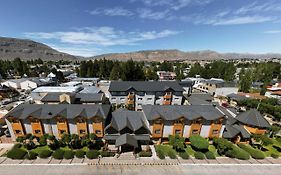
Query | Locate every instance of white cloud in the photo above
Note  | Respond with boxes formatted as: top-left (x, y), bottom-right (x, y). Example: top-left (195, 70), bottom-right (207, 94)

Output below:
top-left (264, 30), bottom-right (281, 34)
top-left (89, 7), bottom-right (133, 17)
top-left (235, 1), bottom-right (281, 15)
top-left (137, 8), bottom-right (172, 20)
top-left (210, 16), bottom-right (275, 25)
top-left (24, 27), bottom-right (181, 46)
top-left (130, 0), bottom-right (213, 10)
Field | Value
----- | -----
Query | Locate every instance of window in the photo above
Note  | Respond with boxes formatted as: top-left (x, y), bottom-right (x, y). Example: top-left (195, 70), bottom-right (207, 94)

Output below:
top-left (154, 119), bottom-right (162, 124)
top-left (193, 120), bottom-right (201, 124)
top-left (35, 130), bottom-right (41, 134)
top-left (174, 98), bottom-right (179, 100)
top-left (111, 97), bottom-right (116, 100)
top-left (138, 97), bottom-right (143, 100)
top-left (59, 130), bottom-right (66, 134)
top-left (79, 130), bottom-right (86, 134)
top-left (154, 129), bottom-right (161, 134)
top-left (192, 129), bottom-right (199, 134)
top-left (175, 129), bottom-right (181, 134)
top-left (120, 98), bottom-right (125, 100)
top-left (15, 130), bottom-right (22, 134)
top-left (212, 130), bottom-right (219, 135)
top-left (95, 130), bottom-right (101, 135)
top-left (147, 98), bottom-right (152, 101)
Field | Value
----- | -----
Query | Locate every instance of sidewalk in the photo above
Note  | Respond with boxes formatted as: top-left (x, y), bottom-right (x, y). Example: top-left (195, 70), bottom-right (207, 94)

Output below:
top-left (0, 156), bottom-right (281, 165)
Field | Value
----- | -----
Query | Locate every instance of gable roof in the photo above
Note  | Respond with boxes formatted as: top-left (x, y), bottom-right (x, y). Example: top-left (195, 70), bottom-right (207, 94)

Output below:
top-left (115, 133), bottom-right (138, 147)
top-left (5, 104), bottom-right (111, 120)
top-left (40, 92), bottom-right (104, 103)
top-left (235, 109), bottom-right (270, 128)
top-left (223, 124), bottom-right (251, 139)
top-left (142, 105), bottom-right (225, 121)
top-left (105, 108), bottom-right (150, 133)
top-left (109, 81), bottom-right (184, 92)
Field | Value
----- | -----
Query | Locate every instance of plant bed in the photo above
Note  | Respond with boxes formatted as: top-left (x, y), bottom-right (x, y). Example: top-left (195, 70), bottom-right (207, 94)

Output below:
top-left (75, 150), bottom-right (85, 158)
top-left (38, 149), bottom-right (53, 159)
top-left (194, 151), bottom-right (205, 160)
top-left (205, 151), bottom-right (216, 159)
top-left (25, 151), bottom-right (38, 160)
top-left (7, 148), bottom-right (27, 159)
top-left (64, 150), bottom-right (75, 159)
top-left (138, 151), bottom-right (152, 157)
top-left (190, 135), bottom-right (209, 152)
top-left (238, 144), bottom-right (265, 159)
top-left (86, 150), bottom-right (100, 159)
top-left (178, 152), bottom-right (189, 159)
top-left (52, 149), bottom-right (65, 160)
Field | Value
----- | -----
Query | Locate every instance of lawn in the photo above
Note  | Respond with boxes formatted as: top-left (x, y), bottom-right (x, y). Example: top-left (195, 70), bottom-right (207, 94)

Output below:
top-left (185, 145), bottom-right (195, 156)
top-left (155, 145), bottom-right (176, 156)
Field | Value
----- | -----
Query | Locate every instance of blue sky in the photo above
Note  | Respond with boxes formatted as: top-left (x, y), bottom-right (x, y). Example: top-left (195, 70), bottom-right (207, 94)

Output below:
top-left (1, 0), bottom-right (281, 56)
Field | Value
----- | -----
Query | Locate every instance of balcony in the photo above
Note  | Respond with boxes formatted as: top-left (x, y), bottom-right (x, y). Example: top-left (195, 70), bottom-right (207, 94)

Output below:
top-left (163, 100), bottom-right (171, 105)
top-left (164, 94), bottom-right (172, 99)
top-left (127, 94), bottom-right (135, 99)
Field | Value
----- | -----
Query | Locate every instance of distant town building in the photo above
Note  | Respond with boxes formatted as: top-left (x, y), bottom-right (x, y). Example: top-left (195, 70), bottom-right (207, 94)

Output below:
top-left (265, 83), bottom-right (281, 100)
top-left (1, 78), bottom-right (55, 90)
top-left (156, 71), bottom-right (176, 81)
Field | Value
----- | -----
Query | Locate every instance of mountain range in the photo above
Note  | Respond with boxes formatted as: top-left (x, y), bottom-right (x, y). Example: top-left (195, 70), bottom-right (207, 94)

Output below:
top-left (1, 37), bottom-right (281, 61)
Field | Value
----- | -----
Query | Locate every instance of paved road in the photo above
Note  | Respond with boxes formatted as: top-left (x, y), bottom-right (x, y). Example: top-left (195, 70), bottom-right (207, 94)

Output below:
top-left (0, 164), bottom-right (280, 175)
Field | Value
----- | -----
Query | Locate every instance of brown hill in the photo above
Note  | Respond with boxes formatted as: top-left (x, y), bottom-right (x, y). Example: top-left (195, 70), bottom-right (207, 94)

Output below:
top-left (0, 37), bottom-right (78, 61)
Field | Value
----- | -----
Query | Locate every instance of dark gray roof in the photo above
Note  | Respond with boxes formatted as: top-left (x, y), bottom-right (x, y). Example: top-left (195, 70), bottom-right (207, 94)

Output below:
top-left (109, 81), bottom-right (184, 92)
top-left (104, 134), bottom-right (150, 141)
top-left (223, 124), bottom-right (251, 139)
top-left (40, 92), bottom-right (103, 103)
top-left (236, 109), bottom-right (270, 128)
top-left (186, 93), bottom-right (213, 105)
top-left (115, 134), bottom-right (138, 147)
top-left (5, 104), bottom-right (110, 120)
top-left (106, 108), bottom-right (150, 133)
top-left (142, 105), bottom-right (225, 121)
top-left (227, 93), bottom-right (248, 101)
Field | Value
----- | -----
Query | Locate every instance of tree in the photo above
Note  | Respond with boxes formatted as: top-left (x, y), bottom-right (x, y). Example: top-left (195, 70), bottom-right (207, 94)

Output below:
top-left (239, 69), bottom-right (252, 93)
top-left (168, 135), bottom-right (185, 152)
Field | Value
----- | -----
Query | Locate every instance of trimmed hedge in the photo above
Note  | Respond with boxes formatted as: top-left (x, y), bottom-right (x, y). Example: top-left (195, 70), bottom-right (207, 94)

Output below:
top-left (178, 152), bottom-right (189, 159)
top-left (167, 150), bottom-right (177, 159)
top-left (139, 151), bottom-right (152, 157)
top-left (194, 151), bottom-right (205, 159)
top-left (25, 151), bottom-right (38, 160)
top-left (156, 149), bottom-right (165, 159)
top-left (190, 135), bottom-right (209, 151)
top-left (238, 144), bottom-right (265, 159)
top-left (100, 151), bottom-right (115, 157)
top-left (205, 151), bottom-right (216, 159)
top-left (64, 150), bottom-right (75, 159)
top-left (52, 149), bottom-right (65, 160)
top-left (86, 150), bottom-right (100, 159)
top-left (38, 149), bottom-right (52, 158)
top-left (7, 148), bottom-right (27, 159)
top-left (75, 150), bottom-right (85, 158)
top-left (271, 153), bottom-right (279, 159)
top-left (226, 147), bottom-right (250, 160)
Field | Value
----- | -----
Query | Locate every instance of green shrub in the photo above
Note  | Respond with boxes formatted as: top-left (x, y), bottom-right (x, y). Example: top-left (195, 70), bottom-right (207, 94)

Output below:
top-left (86, 150), bottom-right (100, 159)
top-left (167, 150), bottom-right (177, 159)
top-left (75, 150), bottom-right (85, 158)
top-left (271, 153), bottom-right (279, 159)
top-left (39, 134), bottom-right (49, 146)
top-left (7, 148), bottom-right (27, 159)
top-left (16, 136), bottom-right (24, 143)
top-left (260, 135), bottom-right (273, 146)
top-left (100, 151), bottom-right (115, 157)
top-left (12, 143), bottom-right (22, 149)
top-left (276, 137), bottom-right (281, 143)
top-left (138, 151), bottom-right (152, 157)
top-left (190, 135), bottom-right (209, 151)
top-left (238, 144), bottom-right (265, 159)
top-left (205, 151), bottom-right (216, 159)
top-left (168, 135), bottom-right (185, 152)
top-left (194, 151), bottom-right (205, 159)
top-left (179, 152), bottom-right (189, 159)
top-left (226, 147), bottom-right (250, 160)
top-left (23, 140), bottom-right (36, 150)
top-left (64, 150), bottom-right (75, 159)
top-left (215, 138), bottom-right (233, 155)
top-left (38, 149), bottom-right (52, 158)
top-left (25, 151), bottom-right (38, 160)
top-left (156, 149), bottom-right (165, 159)
top-left (52, 149), bottom-right (65, 159)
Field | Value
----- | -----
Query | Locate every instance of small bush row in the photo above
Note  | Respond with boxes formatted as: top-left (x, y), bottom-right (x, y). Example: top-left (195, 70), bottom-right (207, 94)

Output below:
top-left (238, 144), bottom-right (265, 159)
top-left (138, 151), bottom-right (152, 157)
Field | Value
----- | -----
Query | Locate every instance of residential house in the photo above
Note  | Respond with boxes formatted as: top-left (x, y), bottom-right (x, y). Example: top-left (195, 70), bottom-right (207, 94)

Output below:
top-left (104, 108), bottom-right (151, 152)
top-left (142, 105), bottom-right (226, 142)
top-left (4, 104), bottom-right (111, 141)
top-left (109, 81), bottom-right (184, 111)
